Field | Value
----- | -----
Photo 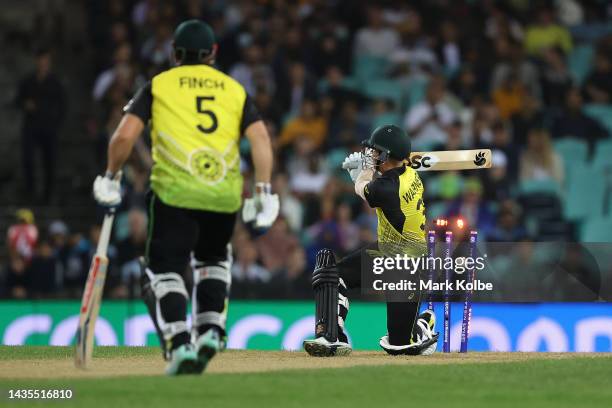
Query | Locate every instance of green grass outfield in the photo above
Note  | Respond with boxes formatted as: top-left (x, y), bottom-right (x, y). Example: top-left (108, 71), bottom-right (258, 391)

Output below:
top-left (1, 346), bottom-right (611, 408)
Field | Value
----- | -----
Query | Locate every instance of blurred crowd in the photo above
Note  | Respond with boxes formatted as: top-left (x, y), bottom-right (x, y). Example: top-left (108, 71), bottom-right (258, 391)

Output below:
top-left (3, 0), bottom-right (612, 299)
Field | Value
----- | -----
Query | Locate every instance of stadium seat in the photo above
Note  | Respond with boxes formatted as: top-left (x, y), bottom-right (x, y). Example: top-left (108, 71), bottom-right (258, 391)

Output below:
top-left (407, 77), bottom-right (429, 108)
top-left (567, 44), bottom-right (593, 85)
top-left (352, 55), bottom-right (389, 81)
top-left (564, 165), bottom-right (606, 220)
top-left (518, 179), bottom-right (562, 196)
top-left (553, 138), bottom-right (588, 184)
top-left (592, 139), bottom-right (612, 169)
top-left (581, 216), bottom-right (612, 242)
top-left (583, 104), bottom-right (612, 137)
top-left (363, 80), bottom-right (405, 112)
top-left (370, 112), bottom-right (402, 131)
top-left (326, 148), bottom-right (349, 172)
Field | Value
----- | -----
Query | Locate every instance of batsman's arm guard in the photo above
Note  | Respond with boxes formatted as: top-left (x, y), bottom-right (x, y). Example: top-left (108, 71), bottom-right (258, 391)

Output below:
top-left (312, 249), bottom-right (339, 342)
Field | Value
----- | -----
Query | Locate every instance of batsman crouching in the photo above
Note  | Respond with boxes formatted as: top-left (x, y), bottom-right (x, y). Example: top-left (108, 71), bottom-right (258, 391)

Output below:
top-left (304, 125), bottom-right (438, 357)
top-left (93, 20), bottom-right (279, 375)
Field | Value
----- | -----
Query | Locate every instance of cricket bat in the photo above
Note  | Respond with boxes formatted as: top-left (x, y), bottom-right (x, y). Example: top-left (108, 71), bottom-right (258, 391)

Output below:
top-left (75, 210), bottom-right (115, 369)
top-left (407, 149), bottom-right (492, 171)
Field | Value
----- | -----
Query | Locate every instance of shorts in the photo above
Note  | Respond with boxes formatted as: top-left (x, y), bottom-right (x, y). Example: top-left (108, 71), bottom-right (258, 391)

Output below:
top-left (145, 191), bottom-right (237, 273)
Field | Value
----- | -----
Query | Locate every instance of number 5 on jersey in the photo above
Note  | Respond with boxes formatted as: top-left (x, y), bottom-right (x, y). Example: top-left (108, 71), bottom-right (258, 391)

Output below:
top-left (196, 96), bottom-right (218, 134)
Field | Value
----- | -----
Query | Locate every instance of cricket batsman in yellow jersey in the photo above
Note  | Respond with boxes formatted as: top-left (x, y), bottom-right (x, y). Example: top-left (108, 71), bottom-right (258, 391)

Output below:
top-left (93, 20), bottom-right (279, 375)
top-left (304, 125), bottom-right (438, 357)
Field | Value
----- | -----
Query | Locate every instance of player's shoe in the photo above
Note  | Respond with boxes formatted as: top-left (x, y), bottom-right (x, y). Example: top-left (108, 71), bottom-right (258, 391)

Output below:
top-left (379, 310), bottom-right (439, 356)
top-left (303, 337), bottom-right (352, 357)
top-left (194, 328), bottom-right (222, 372)
top-left (165, 344), bottom-right (201, 376)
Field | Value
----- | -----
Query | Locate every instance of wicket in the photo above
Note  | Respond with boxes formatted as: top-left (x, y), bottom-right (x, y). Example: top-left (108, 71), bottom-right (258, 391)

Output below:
top-left (426, 229), bottom-right (478, 353)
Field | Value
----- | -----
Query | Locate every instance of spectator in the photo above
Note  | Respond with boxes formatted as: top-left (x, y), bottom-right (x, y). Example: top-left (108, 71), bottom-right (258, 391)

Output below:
top-left (4, 257), bottom-right (29, 299)
top-left (353, 6), bottom-right (400, 57)
top-left (140, 21), bottom-right (172, 69)
top-left (524, 7), bottom-right (573, 56)
top-left (520, 128), bottom-right (564, 185)
top-left (492, 71), bottom-right (527, 120)
top-left (446, 177), bottom-right (495, 236)
top-left (583, 45), bottom-right (612, 103)
top-left (278, 100), bottom-right (328, 149)
top-left (92, 42), bottom-right (133, 101)
top-left (115, 209), bottom-right (148, 294)
top-left (255, 218), bottom-right (299, 274)
top-left (336, 203), bottom-right (360, 253)
top-left (231, 241), bottom-right (271, 283)
top-left (404, 76), bottom-right (456, 148)
top-left (6, 209), bottom-right (38, 264)
top-left (488, 201), bottom-right (528, 242)
top-left (510, 93), bottom-right (546, 146)
top-left (481, 150), bottom-right (512, 202)
top-left (276, 62), bottom-right (317, 118)
top-left (491, 42), bottom-right (541, 100)
top-left (552, 87), bottom-right (608, 153)
top-left (272, 173), bottom-right (304, 232)
top-left (539, 47), bottom-right (573, 107)
top-left (28, 240), bottom-right (58, 298)
top-left (15, 48), bottom-right (66, 203)
top-left (229, 44), bottom-right (275, 96)
top-left (327, 101), bottom-right (369, 149)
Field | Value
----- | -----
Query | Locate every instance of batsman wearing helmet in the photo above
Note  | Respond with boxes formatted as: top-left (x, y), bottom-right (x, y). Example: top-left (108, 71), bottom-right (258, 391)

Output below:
top-left (93, 20), bottom-right (279, 375)
top-left (304, 124), bottom-right (438, 357)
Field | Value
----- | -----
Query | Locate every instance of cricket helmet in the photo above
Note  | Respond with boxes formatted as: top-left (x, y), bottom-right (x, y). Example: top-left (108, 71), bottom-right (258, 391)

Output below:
top-left (173, 20), bottom-right (216, 62)
top-left (361, 124), bottom-right (411, 167)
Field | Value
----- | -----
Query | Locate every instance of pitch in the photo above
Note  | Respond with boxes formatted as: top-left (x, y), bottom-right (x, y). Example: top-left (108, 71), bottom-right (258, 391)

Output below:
top-left (1, 346), bottom-right (611, 407)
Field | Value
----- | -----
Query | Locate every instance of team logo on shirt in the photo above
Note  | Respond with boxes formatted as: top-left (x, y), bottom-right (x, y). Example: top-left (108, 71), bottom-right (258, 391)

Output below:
top-left (189, 148), bottom-right (226, 185)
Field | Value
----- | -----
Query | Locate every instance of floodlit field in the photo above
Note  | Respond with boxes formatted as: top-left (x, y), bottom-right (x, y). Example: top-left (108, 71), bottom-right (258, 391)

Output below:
top-left (1, 346), bottom-right (611, 407)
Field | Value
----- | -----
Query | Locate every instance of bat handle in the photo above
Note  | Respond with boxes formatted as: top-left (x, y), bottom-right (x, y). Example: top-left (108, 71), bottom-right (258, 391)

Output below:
top-left (96, 209), bottom-right (116, 256)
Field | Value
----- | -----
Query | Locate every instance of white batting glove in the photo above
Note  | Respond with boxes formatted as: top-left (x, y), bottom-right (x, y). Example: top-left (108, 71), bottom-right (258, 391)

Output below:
top-left (341, 152), bottom-right (364, 183)
top-left (93, 171), bottom-right (122, 207)
top-left (242, 183), bottom-right (280, 229)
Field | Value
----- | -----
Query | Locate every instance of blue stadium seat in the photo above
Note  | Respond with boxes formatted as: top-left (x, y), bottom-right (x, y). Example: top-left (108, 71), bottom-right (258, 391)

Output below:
top-left (592, 139), bottom-right (612, 169)
top-left (352, 55), bottom-right (389, 81)
top-left (567, 44), bottom-right (593, 85)
top-left (363, 80), bottom-right (405, 112)
top-left (370, 112), bottom-right (402, 131)
top-left (326, 148), bottom-right (349, 172)
top-left (518, 179), bottom-right (562, 196)
top-left (564, 165), bottom-right (606, 220)
top-left (581, 216), bottom-right (612, 242)
top-left (583, 104), bottom-right (612, 137)
top-left (553, 138), bottom-right (588, 184)
top-left (407, 77), bottom-right (429, 108)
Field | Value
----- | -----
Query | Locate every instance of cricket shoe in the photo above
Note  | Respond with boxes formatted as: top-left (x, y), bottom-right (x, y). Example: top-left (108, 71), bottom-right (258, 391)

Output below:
top-left (379, 310), bottom-right (439, 356)
top-left (194, 328), bottom-right (222, 372)
top-left (303, 337), bottom-right (352, 357)
top-left (165, 344), bottom-right (202, 376)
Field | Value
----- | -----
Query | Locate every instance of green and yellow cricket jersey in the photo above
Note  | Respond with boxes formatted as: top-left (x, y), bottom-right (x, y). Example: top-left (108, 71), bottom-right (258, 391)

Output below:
top-left (364, 165), bottom-right (427, 256)
top-left (124, 64), bottom-right (260, 213)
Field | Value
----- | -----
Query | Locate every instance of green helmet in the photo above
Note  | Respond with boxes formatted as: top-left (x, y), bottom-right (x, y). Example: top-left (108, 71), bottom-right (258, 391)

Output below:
top-left (173, 20), bottom-right (215, 62)
top-left (361, 124), bottom-right (411, 161)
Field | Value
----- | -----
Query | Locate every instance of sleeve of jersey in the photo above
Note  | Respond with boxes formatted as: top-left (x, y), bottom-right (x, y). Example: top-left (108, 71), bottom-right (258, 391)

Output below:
top-left (240, 94), bottom-right (262, 133)
top-left (364, 176), bottom-right (394, 208)
top-left (123, 81), bottom-right (152, 123)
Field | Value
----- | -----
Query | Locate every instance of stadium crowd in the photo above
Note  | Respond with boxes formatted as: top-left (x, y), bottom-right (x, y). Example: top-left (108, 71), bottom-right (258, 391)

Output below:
top-left (2, 0), bottom-right (612, 299)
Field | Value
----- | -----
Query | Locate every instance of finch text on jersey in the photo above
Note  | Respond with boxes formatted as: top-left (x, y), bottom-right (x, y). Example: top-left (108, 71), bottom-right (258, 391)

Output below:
top-left (179, 77), bottom-right (225, 90)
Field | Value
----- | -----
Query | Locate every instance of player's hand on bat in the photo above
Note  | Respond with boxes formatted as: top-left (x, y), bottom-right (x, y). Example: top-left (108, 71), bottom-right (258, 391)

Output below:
top-left (342, 152), bottom-right (364, 182)
top-left (242, 183), bottom-right (280, 229)
top-left (93, 171), bottom-right (123, 207)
